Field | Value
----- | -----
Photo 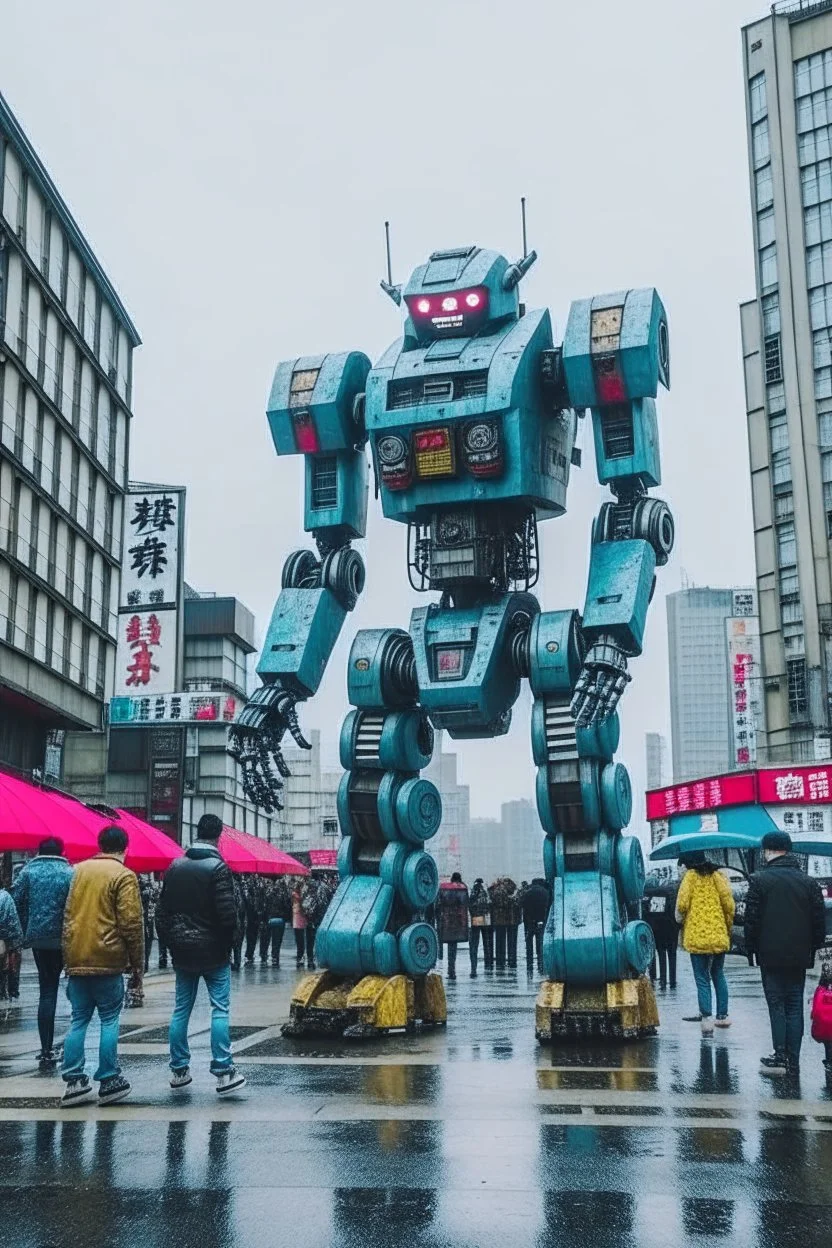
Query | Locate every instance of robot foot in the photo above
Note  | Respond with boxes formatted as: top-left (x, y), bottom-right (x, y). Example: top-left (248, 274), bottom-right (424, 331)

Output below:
top-left (535, 976), bottom-right (659, 1043)
top-left (282, 970), bottom-right (447, 1039)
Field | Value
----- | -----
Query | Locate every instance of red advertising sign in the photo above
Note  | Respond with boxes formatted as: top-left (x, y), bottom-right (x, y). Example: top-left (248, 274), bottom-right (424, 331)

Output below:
top-left (646, 771), bottom-right (757, 821)
top-left (757, 765), bottom-right (832, 805)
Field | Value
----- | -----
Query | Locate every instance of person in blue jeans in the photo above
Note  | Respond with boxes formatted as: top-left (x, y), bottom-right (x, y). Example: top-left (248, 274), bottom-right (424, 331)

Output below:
top-left (156, 814), bottom-right (245, 1095)
top-left (59, 825), bottom-right (145, 1107)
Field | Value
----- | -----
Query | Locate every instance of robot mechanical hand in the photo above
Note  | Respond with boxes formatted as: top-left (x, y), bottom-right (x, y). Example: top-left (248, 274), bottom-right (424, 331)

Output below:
top-left (570, 634), bottom-right (632, 727)
top-left (227, 683), bottom-right (311, 814)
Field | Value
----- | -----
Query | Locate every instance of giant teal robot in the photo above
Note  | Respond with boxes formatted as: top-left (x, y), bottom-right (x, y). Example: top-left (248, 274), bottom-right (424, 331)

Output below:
top-left (229, 242), bottom-right (673, 1039)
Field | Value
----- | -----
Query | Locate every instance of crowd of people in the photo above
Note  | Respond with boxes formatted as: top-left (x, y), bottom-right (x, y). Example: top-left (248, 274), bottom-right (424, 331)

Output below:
top-left (645, 830), bottom-right (829, 1078)
top-left (0, 814), bottom-right (339, 1107)
top-left (1, 821), bottom-right (831, 1102)
top-left (432, 873), bottom-right (551, 977)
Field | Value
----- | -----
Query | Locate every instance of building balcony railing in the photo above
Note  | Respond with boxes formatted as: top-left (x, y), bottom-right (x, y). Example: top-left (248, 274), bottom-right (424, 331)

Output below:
top-left (774, 0), bottom-right (832, 20)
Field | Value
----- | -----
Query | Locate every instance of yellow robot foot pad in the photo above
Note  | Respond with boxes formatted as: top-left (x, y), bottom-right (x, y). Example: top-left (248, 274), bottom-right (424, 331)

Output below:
top-left (282, 971), bottom-right (447, 1038)
top-left (535, 977), bottom-right (659, 1042)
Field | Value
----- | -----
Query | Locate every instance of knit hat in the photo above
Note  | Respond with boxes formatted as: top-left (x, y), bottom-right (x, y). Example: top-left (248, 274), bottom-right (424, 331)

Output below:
top-left (761, 830), bottom-right (792, 853)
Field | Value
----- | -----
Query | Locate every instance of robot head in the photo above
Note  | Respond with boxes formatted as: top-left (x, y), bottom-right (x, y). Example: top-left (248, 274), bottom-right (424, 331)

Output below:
top-left (401, 246), bottom-right (523, 345)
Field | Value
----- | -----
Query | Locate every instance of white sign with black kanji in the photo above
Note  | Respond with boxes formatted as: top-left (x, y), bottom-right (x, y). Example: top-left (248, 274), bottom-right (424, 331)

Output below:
top-left (119, 490), bottom-right (181, 610)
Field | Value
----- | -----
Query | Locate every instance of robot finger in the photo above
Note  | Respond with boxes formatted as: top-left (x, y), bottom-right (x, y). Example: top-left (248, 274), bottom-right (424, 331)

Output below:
top-left (286, 711), bottom-right (312, 752)
top-left (570, 669), bottom-right (592, 721)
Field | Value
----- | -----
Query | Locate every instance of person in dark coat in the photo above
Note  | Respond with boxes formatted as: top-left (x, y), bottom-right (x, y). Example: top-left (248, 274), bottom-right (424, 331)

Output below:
top-left (520, 878), bottom-right (550, 974)
top-left (242, 876), bottom-right (263, 965)
top-left (745, 830), bottom-right (827, 1076)
top-left (643, 873), bottom-right (679, 989)
top-left (468, 879), bottom-right (493, 975)
top-left (489, 878), bottom-right (520, 969)
top-left (156, 814), bottom-right (245, 1095)
top-left (262, 877), bottom-right (290, 966)
top-left (435, 874), bottom-right (469, 978)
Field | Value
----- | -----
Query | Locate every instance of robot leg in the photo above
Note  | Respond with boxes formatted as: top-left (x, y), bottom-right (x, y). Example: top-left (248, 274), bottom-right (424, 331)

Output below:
top-left (282, 629), bottom-right (446, 1039)
top-left (528, 610), bottom-right (657, 1041)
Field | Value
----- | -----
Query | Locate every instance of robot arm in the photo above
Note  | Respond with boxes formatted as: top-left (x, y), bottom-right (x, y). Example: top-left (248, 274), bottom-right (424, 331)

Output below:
top-left (561, 290), bottom-right (674, 726)
top-left (229, 351), bottom-right (372, 811)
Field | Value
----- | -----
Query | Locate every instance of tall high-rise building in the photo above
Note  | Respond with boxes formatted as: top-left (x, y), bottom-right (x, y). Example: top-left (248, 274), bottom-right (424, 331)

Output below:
top-left (645, 732), bottom-right (667, 792)
top-left (0, 92), bottom-right (140, 773)
top-left (667, 587), bottom-right (764, 781)
top-left (741, 2), bottom-right (832, 763)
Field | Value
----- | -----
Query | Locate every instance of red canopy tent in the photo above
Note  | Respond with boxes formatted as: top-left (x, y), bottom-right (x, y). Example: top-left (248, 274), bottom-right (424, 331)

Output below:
top-left (0, 772), bottom-right (182, 872)
top-left (217, 826), bottom-right (308, 876)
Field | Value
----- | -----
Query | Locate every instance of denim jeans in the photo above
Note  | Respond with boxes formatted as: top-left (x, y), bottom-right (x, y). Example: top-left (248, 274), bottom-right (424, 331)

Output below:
top-left (762, 968), bottom-right (806, 1061)
top-left (32, 948), bottom-right (63, 1053)
top-left (169, 966), bottom-right (233, 1075)
top-left (689, 953), bottom-right (729, 1019)
top-left (62, 974), bottom-right (124, 1083)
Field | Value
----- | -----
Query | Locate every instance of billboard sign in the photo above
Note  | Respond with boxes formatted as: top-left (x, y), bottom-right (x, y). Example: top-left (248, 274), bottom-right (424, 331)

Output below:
top-left (113, 609), bottom-right (177, 697)
top-left (120, 490), bottom-right (182, 609)
top-left (646, 771), bottom-right (757, 821)
top-left (110, 691), bottom-right (242, 727)
top-left (115, 486), bottom-right (185, 699)
top-left (726, 591), bottom-right (761, 769)
top-left (757, 764), bottom-right (832, 805)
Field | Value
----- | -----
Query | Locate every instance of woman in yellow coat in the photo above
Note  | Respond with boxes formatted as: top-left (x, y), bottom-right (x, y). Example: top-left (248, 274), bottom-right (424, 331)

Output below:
top-left (675, 852), bottom-right (736, 1036)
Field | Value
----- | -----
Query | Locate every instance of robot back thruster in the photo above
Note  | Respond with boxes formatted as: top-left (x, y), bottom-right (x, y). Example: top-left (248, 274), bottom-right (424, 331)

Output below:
top-left (229, 238), bottom-right (674, 1039)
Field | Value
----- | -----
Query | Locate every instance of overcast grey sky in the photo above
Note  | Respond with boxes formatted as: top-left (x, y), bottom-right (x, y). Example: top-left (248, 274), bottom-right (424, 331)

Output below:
top-left (1, 0), bottom-right (768, 825)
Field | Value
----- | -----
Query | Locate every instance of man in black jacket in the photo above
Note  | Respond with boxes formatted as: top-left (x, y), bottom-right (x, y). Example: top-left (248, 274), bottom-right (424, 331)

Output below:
top-left (744, 830), bottom-right (827, 1076)
top-left (157, 814), bottom-right (245, 1095)
top-left (520, 879), bottom-right (550, 974)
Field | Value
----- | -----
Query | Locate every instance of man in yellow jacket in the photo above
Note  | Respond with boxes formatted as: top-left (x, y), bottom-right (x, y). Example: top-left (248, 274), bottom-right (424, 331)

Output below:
top-left (60, 825), bottom-right (144, 1107)
top-left (675, 852), bottom-right (736, 1036)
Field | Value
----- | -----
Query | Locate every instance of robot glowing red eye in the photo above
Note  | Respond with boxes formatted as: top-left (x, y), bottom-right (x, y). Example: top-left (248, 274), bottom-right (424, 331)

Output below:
top-left (465, 292), bottom-right (481, 308)
top-left (441, 296), bottom-right (458, 312)
top-left (417, 298), bottom-right (431, 314)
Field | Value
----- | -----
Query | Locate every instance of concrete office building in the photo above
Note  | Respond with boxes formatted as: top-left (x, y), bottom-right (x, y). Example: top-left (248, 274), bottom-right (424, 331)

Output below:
top-left (645, 732), bottom-right (668, 792)
top-left (741, 2), bottom-right (832, 763)
top-left (0, 91), bottom-right (139, 774)
top-left (667, 587), bottom-right (764, 781)
top-left (667, 588), bottom-right (734, 781)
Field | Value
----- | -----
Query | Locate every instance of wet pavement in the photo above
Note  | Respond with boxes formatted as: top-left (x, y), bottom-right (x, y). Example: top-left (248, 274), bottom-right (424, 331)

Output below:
top-left (1, 956), bottom-right (831, 1246)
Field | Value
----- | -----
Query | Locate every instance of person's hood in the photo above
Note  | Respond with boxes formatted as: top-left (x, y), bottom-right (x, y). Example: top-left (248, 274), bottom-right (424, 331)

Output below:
top-left (186, 843), bottom-right (222, 862)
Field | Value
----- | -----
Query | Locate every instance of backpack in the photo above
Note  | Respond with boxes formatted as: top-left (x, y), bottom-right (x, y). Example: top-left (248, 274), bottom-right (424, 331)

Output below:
top-left (811, 983), bottom-right (832, 1042)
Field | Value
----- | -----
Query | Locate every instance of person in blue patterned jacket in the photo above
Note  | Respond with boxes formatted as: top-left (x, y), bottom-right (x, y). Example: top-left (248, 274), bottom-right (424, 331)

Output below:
top-left (12, 838), bottom-right (74, 1065)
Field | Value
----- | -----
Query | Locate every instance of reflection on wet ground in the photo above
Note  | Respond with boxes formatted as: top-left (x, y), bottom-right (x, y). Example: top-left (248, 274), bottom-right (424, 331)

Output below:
top-left (1, 958), bottom-right (831, 1245)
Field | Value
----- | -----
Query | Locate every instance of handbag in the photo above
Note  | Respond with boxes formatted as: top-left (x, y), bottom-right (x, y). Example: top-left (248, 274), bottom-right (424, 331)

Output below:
top-left (811, 983), bottom-right (832, 1042)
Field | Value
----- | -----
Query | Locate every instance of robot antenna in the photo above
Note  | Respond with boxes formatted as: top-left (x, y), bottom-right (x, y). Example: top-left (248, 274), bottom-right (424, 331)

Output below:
top-left (521, 196), bottom-right (528, 259)
top-left (380, 220), bottom-right (402, 306)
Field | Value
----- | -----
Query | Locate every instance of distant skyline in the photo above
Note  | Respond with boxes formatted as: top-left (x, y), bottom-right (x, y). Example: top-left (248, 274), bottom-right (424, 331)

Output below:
top-left (0, 0), bottom-right (768, 818)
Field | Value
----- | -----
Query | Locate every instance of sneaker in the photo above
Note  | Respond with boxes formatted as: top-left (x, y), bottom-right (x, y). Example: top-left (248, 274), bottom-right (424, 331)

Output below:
top-left (715, 1017), bottom-right (732, 1028)
top-left (169, 1067), bottom-right (193, 1090)
top-left (760, 1052), bottom-right (788, 1076)
top-left (36, 1049), bottom-right (56, 1066)
top-left (61, 1076), bottom-right (95, 1107)
top-left (701, 1018), bottom-right (714, 1036)
top-left (98, 1075), bottom-right (131, 1106)
top-left (215, 1068), bottom-right (246, 1096)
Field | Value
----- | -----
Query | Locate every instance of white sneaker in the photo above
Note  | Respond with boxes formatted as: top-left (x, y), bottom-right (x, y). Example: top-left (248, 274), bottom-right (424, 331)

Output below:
top-left (701, 1018), bottom-right (715, 1036)
top-left (170, 1067), bottom-right (193, 1089)
top-left (714, 1016), bottom-right (732, 1029)
top-left (61, 1076), bottom-right (95, 1107)
top-left (216, 1068), bottom-right (246, 1095)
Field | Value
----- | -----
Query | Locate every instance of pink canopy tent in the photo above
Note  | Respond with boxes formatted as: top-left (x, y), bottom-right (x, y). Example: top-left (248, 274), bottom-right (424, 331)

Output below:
top-left (0, 771), bottom-right (182, 872)
top-left (217, 826), bottom-right (308, 876)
